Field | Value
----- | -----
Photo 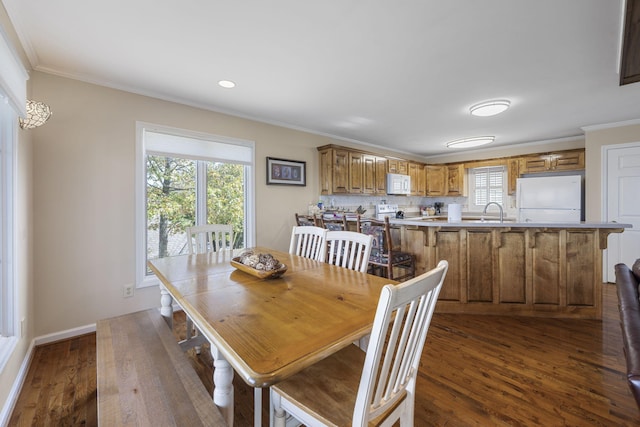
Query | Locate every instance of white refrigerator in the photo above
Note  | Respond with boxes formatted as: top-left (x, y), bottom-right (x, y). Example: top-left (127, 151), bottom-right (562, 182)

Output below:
top-left (516, 175), bottom-right (582, 223)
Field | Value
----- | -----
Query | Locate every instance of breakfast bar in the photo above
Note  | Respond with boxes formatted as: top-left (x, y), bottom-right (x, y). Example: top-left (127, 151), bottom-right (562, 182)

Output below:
top-left (389, 217), bottom-right (629, 319)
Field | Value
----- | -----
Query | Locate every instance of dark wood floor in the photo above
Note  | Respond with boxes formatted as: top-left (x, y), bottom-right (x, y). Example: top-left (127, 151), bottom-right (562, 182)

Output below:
top-left (9, 284), bottom-right (640, 426)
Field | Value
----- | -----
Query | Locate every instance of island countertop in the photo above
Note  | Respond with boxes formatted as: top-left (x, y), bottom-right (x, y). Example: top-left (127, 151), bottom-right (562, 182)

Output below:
top-left (391, 216), bottom-right (631, 229)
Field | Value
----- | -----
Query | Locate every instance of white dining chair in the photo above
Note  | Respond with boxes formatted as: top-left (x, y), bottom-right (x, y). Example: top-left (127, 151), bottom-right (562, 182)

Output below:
top-left (186, 224), bottom-right (234, 254)
top-left (271, 260), bottom-right (448, 427)
top-left (325, 230), bottom-right (373, 273)
top-left (289, 226), bottom-right (327, 262)
top-left (183, 224), bottom-right (234, 354)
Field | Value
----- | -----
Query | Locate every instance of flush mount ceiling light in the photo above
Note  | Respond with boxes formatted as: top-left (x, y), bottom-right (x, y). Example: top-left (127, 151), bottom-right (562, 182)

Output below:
top-left (19, 100), bottom-right (52, 129)
top-left (218, 80), bottom-right (236, 89)
top-left (446, 136), bottom-right (495, 149)
top-left (469, 99), bottom-right (510, 117)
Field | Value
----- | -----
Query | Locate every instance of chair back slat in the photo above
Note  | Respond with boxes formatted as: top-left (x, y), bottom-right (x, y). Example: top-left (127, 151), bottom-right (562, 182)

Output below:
top-left (186, 224), bottom-right (234, 254)
top-left (289, 226), bottom-right (327, 262)
top-left (325, 231), bottom-right (373, 273)
top-left (353, 260), bottom-right (448, 425)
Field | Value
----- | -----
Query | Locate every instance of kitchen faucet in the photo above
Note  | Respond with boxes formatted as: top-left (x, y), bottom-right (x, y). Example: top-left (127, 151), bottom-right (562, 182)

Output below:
top-left (482, 202), bottom-right (504, 223)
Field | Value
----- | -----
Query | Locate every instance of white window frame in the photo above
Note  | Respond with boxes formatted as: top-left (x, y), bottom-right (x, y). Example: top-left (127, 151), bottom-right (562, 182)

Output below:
top-left (468, 166), bottom-right (507, 211)
top-left (0, 22), bottom-right (25, 373)
top-left (135, 122), bottom-right (256, 288)
top-left (0, 96), bottom-right (18, 371)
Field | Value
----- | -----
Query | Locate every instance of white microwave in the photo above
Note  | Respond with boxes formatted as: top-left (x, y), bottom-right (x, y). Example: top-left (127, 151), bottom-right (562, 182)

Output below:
top-left (386, 173), bottom-right (411, 195)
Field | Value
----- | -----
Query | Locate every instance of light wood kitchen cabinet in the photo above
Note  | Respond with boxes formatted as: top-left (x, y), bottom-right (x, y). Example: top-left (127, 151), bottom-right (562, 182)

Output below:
top-left (375, 157), bottom-right (387, 194)
top-left (507, 157), bottom-right (520, 195)
top-left (363, 155), bottom-right (387, 195)
top-left (408, 162), bottom-right (425, 196)
top-left (519, 149), bottom-right (584, 174)
top-left (318, 146), bottom-right (349, 194)
top-left (402, 223), bottom-right (625, 319)
top-left (446, 164), bottom-right (465, 196)
top-left (425, 165), bottom-right (446, 196)
top-left (388, 158), bottom-right (408, 175)
top-left (348, 151), bottom-right (364, 193)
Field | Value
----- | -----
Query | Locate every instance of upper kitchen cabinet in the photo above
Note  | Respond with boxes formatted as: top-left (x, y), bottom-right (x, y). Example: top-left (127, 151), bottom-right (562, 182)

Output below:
top-left (318, 146), bottom-right (349, 194)
top-left (519, 149), bottom-right (584, 174)
top-left (318, 145), bottom-right (387, 195)
top-left (408, 162), bottom-right (426, 196)
top-left (348, 151), bottom-right (364, 193)
top-left (363, 155), bottom-right (387, 195)
top-left (388, 158), bottom-right (408, 175)
top-left (425, 165), bottom-right (446, 196)
top-left (446, 164), bottom-right (465, 196)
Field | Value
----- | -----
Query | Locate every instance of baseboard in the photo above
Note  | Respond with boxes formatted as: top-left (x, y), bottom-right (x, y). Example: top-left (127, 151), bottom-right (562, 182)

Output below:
top-left (34, 323), bottom-right (96, 346)
top-left (0, 339), bottom-right (35, 427)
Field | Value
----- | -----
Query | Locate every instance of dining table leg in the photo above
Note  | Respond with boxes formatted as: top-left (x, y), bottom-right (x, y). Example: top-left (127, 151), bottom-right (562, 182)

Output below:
top-left (212, 345), bottom-right (234, 426)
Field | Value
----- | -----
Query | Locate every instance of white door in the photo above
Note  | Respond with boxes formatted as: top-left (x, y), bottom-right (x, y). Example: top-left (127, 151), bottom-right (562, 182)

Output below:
top-left (605, 142), bottom-right (640, 282)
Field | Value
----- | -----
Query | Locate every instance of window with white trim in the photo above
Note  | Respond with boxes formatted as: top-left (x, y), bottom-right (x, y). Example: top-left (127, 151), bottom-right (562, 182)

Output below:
top-left (0, 96), bottom-right (17, 369)
top-left (468, 166), bottom-right (506, 211)
top-left (136, 123), bottom-right (255, 287)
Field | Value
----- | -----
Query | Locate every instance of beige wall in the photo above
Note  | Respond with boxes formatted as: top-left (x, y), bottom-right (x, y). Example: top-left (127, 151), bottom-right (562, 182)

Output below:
top-left (29, 71), bottom-right (367, 336)
top-left (584, 121), bottom-right (640, 221)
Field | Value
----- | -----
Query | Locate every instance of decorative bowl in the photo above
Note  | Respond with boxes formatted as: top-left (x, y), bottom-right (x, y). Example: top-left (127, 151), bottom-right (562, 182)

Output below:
top-left (231, 257), bottom-right (287, 279)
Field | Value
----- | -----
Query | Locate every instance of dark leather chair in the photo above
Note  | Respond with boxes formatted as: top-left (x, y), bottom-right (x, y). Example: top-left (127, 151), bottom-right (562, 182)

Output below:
top-left (615, 258), bottom-right (640, 409)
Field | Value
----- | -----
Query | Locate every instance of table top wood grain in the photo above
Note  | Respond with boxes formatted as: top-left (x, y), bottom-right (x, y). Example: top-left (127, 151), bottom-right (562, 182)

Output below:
top-left (148, 247), bottom-right (395, 387)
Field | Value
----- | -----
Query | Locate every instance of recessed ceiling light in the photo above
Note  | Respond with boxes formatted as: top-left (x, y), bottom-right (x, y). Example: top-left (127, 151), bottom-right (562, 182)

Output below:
top-left (470, 100), bottom-right (510, 117)
top-left (218, 80), bottom-right (236, 89)
top-left (446, 136), bottom-right (495, 149)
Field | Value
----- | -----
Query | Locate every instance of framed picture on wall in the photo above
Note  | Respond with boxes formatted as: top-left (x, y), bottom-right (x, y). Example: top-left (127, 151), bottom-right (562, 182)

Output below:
top-left (266, 157), bottom-right (306, 186)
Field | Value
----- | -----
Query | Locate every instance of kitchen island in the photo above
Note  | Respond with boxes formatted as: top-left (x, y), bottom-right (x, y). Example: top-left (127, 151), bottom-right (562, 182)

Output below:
top-left (390, 217), bottom-right (630, 319)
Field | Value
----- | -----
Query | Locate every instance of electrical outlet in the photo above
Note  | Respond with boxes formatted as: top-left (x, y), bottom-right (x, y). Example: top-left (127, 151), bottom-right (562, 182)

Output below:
top-left (123, 284), bottom-right (134, 298)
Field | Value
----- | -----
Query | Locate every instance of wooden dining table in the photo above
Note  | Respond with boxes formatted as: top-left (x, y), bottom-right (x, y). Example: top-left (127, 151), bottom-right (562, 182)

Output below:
top-left (147, 247), bottom-right (395, 427)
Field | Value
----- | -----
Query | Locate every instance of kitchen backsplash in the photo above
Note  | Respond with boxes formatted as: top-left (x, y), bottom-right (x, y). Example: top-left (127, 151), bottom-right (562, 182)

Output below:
top-left (316, 195), bottom-right (518, 218)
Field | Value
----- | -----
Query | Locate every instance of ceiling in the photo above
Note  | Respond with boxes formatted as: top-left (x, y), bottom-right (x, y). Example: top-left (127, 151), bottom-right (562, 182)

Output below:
top-left (4, 0), bottom-right (640, 157)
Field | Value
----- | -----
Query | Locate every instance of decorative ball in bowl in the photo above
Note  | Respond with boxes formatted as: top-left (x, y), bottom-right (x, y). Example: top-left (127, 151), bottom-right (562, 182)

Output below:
top-left (231, 251), bottom-right (287, 279)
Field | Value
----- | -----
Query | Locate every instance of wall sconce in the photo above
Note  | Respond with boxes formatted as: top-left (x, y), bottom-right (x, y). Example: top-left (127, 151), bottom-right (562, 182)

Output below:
top-left (19, 100), bottom-right (52, 129)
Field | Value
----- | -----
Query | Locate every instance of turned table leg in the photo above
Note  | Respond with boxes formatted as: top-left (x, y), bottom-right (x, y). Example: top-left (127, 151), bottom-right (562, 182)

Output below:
top-left (159, 284), bottom-right (173, 328)
top-left (212, 345), bottom-right (234, 426)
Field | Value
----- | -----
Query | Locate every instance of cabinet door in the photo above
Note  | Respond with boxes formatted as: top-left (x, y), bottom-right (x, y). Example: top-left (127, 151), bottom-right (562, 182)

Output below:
top-left (507, 158), bottom-right (520, 195)
top-left (332, 149), bottom-right (349, 193)
top-left (319, 148), bottom-right (333, 195)
top-left (398, 160), bottom-right (408, 175)
top-left (363, 155), bottom-right (376, 194)
top-left (375, 157), bottom-right (388, 194)
top-left (446, 164), bottom-right (465, 196)
top-left (408, 162), bottom-right (425, 196)
top-left (348, 151), bottom-right (364, 193)
top-left (520, 155), bottom-right (551, 173)
top-left (552, 150), bottom-right (585, 171)
top-left (425, 165), bottom-right (446, 196)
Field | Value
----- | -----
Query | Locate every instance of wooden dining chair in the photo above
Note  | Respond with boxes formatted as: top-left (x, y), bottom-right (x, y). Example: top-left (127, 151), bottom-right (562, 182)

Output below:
top-left (186, 224), bottom-right (234, 253)
top-left (320, 214), bottom-right (349, 231)
top-left (295, 212), bottom-right (319, 227)
top-left (289, 226), bottom-right (327, 262)
top-left (325, 230), bottom-right (373, 273)
top-left (357, 215), bottom-right (416, 282)
top-left (271, 260), bottom-right (449, 427)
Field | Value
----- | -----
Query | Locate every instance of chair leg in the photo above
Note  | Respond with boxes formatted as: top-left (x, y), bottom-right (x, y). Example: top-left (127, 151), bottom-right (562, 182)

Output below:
top-left (271, 390), bottom-right (287, 427)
